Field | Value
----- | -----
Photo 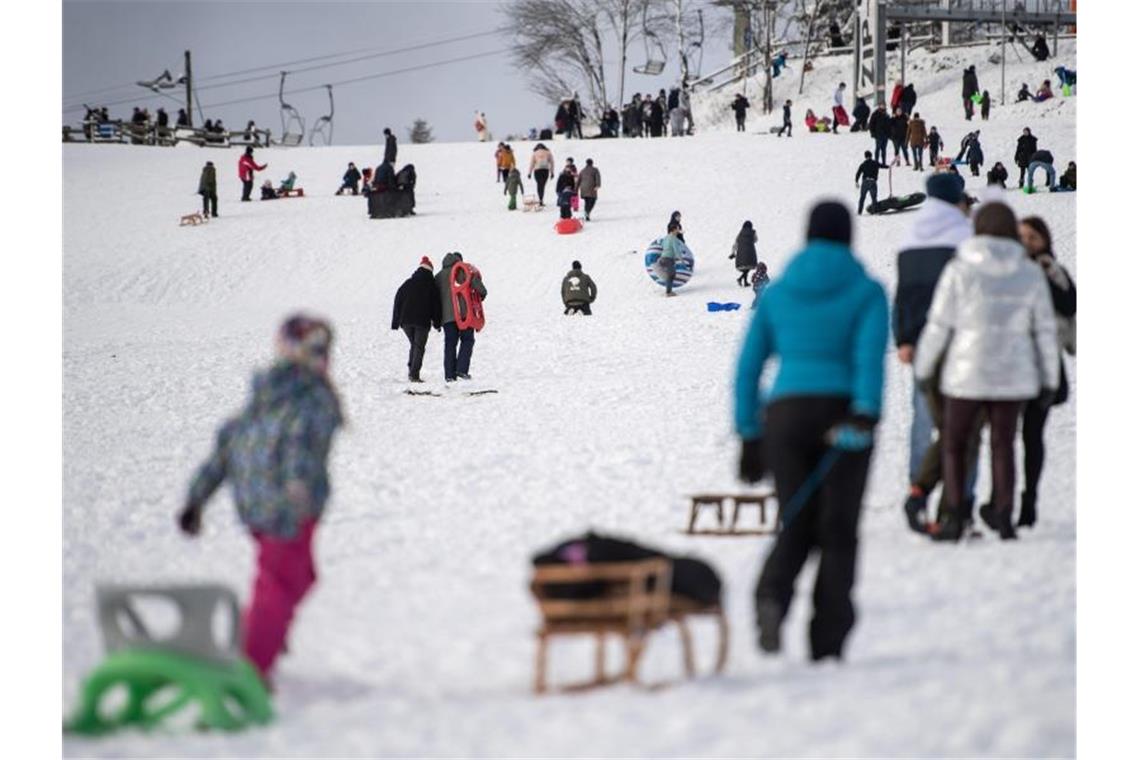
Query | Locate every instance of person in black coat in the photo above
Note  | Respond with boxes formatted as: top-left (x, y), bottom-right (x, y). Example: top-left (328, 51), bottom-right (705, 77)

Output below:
top-left (927, 126), bottom-right (943, 165)
top-left (368, 161), bottom-right (398, 218)
top-left (1016, 83), bottom-right (1032, 102)
top-left (962, 65), bottom-right (979, 119)
top-left (156, 108), bottom-right (169, 128)
top-left (392, 256), bottom-right (443, 382)
top-left (980, 90), bottom-right (991, 120)
top-left (889, 107), bottom-right (910, 165)
top-left (730, 221), bottom-right (759, 286)
top-left (850, 97), bottom-right (870, 133)
top-left (1014, 127), bottom-right (1038, 187)
top-left (900, 84), bottom-right (917, 116)
top-left (1031, 34), bottom-right (1050, 62)
top-left (965, 133), bottom-right (984, 176)
top-left (855, 150), bottom-right (890, 215)
top-left (986, 161), bottom-right (1009, 188)
top-left (383, 128), bottom-right (397, 164)
top-left (868, 103), bottom-right (891, 164)
top-left (338, 162), bottom-right (362, 195)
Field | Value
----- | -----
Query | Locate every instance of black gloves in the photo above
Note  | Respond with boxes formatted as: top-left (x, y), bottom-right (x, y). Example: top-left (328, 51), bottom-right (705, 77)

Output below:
top-left (739, 438), bottom-right (767, 483)
top-left (178, 503), bottom-right (202, 536)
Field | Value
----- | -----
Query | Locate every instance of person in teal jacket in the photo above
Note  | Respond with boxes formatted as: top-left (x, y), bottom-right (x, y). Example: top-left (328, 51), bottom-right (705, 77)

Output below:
top-left (734, 200), bottom-right (888, 663)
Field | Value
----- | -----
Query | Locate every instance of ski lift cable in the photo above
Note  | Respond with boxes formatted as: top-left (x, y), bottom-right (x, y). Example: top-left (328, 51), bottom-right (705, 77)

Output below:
top-left (63, 27), bottom-right (508, 113)
top-left (197, 48), bottom-right (509, 111)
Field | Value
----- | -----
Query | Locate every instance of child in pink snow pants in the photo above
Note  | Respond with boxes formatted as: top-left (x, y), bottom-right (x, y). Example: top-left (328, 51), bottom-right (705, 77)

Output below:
top-left (179, 314), bottom-right (343, 683)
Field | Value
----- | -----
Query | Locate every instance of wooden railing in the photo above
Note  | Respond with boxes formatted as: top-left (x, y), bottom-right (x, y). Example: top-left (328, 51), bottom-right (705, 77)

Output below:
top-left (62, 121), bottom-right (274, 149)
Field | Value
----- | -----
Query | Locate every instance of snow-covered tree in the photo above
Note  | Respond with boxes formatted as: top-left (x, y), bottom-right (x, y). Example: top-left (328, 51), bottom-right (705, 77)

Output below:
top-left (407, 118), bottom-right (435, 144)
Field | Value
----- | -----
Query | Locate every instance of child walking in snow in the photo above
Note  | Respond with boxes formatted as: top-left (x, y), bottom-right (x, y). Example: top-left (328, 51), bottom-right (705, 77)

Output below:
top-left (506, 167), bottom-right (523, 210)
top-left (750, 262), bottom-right (770, 309)
top-left (178, 315), bottom-right (343, 684)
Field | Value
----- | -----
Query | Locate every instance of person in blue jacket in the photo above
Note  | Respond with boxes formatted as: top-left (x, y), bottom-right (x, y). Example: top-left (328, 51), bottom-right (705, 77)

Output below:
top-left (734, 200), bottom-right (888, 662)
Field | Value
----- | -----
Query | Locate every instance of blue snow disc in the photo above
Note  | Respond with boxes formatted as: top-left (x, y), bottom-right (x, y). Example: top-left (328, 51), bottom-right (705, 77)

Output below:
top-left (644, 238), bottom-right (695, 288)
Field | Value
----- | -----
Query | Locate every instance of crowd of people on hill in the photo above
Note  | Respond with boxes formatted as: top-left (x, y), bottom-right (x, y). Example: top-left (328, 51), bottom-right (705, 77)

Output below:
top-left (622, 88), bottom-right (693, 137)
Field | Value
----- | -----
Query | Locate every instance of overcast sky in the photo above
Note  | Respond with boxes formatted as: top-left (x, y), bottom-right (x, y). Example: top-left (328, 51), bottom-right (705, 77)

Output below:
top-left (62, 0), bottom-right (734, 145)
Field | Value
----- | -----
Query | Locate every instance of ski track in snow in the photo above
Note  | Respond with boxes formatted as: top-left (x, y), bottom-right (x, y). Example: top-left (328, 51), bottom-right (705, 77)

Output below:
top-left (64, 41), bottom-right (1076, 758)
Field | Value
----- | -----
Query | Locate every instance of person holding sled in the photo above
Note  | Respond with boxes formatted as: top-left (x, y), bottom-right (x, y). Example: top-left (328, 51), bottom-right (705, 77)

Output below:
top-left (659, 223), bottom-right (684, 297)
top-left (562, 260), bottom-right (598, 315)
top-left (915, 204), bottom-right (1058, 542)
top-left (855, 150), bottom-right (891, 215)
top-left (179, 314), bottom-right (343, 684)
top-left (337, 162), bottom-right (361, 196)
top-left (238, 146), bottom-right (267, 202)
top-left (831, 82), bottom-right (848, 133)
top-left (731, 94), bottom-right (750, 132)
top-left (198, 160), bottom-right (218, 218)
top-left (392, 257), bottom-right (442, 383)
top-left (436, 252), bottom-right (487, 382)
top-left (730, 221), bottom-right (758, 287)
top-left (1015, 216), bottom-right (1075, 528)
top-left (735, 200), bottom-right (888, 662)
top-left (528, 143), bottom-right (555, 207)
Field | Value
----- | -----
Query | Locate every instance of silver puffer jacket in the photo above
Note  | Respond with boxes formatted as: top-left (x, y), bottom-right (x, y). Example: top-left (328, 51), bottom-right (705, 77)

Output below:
top-left (915, 235), bottom-right (1059, 399)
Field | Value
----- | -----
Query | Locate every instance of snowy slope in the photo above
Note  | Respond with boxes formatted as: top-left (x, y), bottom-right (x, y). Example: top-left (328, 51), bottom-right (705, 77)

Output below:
top-left (64, 40), bottom-right (1076, 758)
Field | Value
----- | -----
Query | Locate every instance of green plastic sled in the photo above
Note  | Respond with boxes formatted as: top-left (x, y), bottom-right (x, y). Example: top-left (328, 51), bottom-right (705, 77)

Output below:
top-left (65, 649), bottom-right (272, 735)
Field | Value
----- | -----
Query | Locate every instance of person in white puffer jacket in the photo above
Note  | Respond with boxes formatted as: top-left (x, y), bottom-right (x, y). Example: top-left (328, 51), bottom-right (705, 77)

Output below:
top-left (914, 202), bottom-right (1058, 542)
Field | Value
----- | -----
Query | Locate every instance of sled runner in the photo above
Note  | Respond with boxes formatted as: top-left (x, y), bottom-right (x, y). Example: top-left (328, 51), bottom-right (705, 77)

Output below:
top-left (685, 491), bottom-right (780, 535)
top-left (530, 559), bottom-right (727, 693)
top-left (179, 212), bottom-right (208, 227)
top-left (404, 389), bottom-right (498, 397)
top-left (522, 195), bottom-right (541, 212)
top-left (450, 261), bottom-right (486, 332)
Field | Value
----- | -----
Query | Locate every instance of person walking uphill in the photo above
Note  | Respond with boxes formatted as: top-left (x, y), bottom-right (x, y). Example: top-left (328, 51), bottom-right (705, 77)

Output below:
top-left (906, 113), bottom-right (927, 171)
top-left (730, 221), bottom-right (758, 286)
top-left (528, 143), bottom-right (555, 207)
top-left (576, 158), bottom-right (600, 220)
top-left (238, 146), bottom-right (267, 202)
top-left (735, 201), bottom-right (888, 662)
top-left (178, 315), bottom-right (343, 683)
top-left (436, 252), bottom-right (487, 381)
top-left (1014, 128), bottom-right (1038, 188)
top-left (383, 128), bottom-right (397, 164)
top-left (198, 160), bottom-right (218, 218)
top-left (731, 93), bottom-right (750, 132)
top-left (962, 65), bottom-right (980, 120)
top-left (914, 203), bottom-right (1059, 542)
top-left (392, 256), bottom-right (442, 383)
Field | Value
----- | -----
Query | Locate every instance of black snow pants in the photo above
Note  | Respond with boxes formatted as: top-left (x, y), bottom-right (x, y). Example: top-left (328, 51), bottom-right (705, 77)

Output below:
top-left (402, 325), bottom-right (429, 380)
top-left (533, 169), bottom-right (550, 204)
top-left (201, 192), bottom-right (217, 217)
top-left (755, 396), bottom-right (871, 661)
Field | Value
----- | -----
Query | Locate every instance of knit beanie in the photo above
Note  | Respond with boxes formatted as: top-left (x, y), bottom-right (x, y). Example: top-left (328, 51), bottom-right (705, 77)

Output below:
top-left (926, 173), bottom-right (963, 205)
top-left (420, 256), bottom-right (433, 270)
top-left (806, 201), bottom-right (852, 245)
top-left (276, 314), bottom-right (333, 373)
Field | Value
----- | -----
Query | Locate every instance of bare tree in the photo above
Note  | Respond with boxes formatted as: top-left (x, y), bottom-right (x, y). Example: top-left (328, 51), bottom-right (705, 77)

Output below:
top-left (502, 0), bottom-right (649, 116)
top-left (407, 118), bottom-right (434, 144)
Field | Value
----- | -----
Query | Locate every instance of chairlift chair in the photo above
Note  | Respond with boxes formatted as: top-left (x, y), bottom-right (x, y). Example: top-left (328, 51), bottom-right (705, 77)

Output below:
top-left (277, 71), bottom-right (306, 147)
top-left (634, 4), bottom-right (667, 75)
top-left (309, 85), bottom-right (334, 146)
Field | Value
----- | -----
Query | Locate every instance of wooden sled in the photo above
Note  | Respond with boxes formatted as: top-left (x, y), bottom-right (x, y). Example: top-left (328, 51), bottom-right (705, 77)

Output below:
top-left (278, 188), bottom-right (305, 198)
top-left (179, 212), bottom-right (207, 227)
top-left (531, 559), bottom-right (728, 694)
top-left (685, 491), bottom-right (780, 536)
top-left (521, 195), bottom-right (541, 212)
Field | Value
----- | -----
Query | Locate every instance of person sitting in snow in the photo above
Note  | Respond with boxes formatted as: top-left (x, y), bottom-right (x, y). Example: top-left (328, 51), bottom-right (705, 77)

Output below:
top-left (337, 162), bottom-right (361, 196)
top-left (1058, 161), bottom-right (1076, 191)
top-left (277, 171), bottom-right (297, 194)
top-left (1034, 80), bottom-right (1054, 102)
top-left (986, 161), bottom-right (1009, 188)
top-left (260, 180), bottom-right (277, 200)
top-left (561, 260), bottom-right (598, 315)
top-left (1016, 83), bottom-right (1032, 102)
top-left (851, 96), bottom-right (870, 133)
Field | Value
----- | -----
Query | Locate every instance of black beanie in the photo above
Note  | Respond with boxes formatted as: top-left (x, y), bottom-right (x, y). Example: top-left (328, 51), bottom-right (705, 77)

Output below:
top-left (806, 201), bottom-right (852, 245)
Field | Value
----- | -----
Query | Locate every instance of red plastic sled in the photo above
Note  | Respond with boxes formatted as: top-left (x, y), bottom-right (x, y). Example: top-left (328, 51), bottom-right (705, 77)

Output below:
top-left (450, 262), bottom-right (486, 332)
top-left (554, 218), bottom-right (583, 235)
top-left (832, 105), bottom-right (850, 126)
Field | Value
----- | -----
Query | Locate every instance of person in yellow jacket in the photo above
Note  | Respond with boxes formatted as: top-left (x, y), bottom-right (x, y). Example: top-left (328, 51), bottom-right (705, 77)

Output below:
top-left (495, 143), bottom-right (516, 193)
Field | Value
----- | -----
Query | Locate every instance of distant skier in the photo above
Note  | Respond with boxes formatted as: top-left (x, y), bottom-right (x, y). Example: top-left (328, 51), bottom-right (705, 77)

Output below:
top-left (575, 158), bottom-right (601, 221)
top-left (1014, 127), bottom-right (1038, 188)
top-left (855, 150), bottom-right (890, 215)
top-left (561, 260), bottom-right (598, 315)
top-left (735, 200), bottom-right (888, 662)
top-left (906, 112), bottom-right (927, 171)
top-left (179, 314), bottom-right (343, 683)
top-left (528, 143), bottom-right (555, 206)
top-left (777, 99), bottom-right (793, 137)
top-left (197, 160), bottom-right (218, 218)
top-left (731, 93), bottom-right (750, 132)
top-left (392, 256), bottom-right (442, 383)
top-left (436, 252), bottom-right (487, 382)
top-left (730, 221), bottom-right (758, 287)
top-left (383, 128), bottom-right (397, 164)
top-left (337, 162), bottom-right (361, 196)
top-left (238, 146), bottom-right (267, 202)
top-left (962, 65), bottom-right (980, 119)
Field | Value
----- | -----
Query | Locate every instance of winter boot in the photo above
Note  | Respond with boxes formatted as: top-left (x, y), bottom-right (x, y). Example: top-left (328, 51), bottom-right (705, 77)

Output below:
top-left (979, 502), bottom-right (999, 532)
top-left (998, 511), bottom-right (1018, 541)
top-left (755, 599), bottom-right (783, 654)
top-left (904, 487), bottom-right (928, 534)
top-left (1017, 491), bottom-right (1037, 528)
top-left (929, 513), bottom-right (963, 542)
top-left (408, 374), bottom-right (424, 383)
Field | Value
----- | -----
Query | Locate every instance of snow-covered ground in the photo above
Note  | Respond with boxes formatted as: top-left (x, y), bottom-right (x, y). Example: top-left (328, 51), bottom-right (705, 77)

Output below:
top-left (63, 40), bottom-right (1076, 757)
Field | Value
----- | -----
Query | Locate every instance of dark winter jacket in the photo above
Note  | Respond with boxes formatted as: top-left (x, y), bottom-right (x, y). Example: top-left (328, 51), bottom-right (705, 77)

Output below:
top-left (962, 67), bottom-right (979, 98)
top-left (783, 102), bottom-right (793, 124)
top-left (561, 269), bottom-right (597, 306)
top-left (384, 133), bottom-right (398, 164)
top-left (734, 239), bottom-right (889, 438)
top-left (343, 166), bottom-right (361, 186)
top-left (890, 113), bottom-right (909, 144)
top-left (851, 98), bottom-right (870, 125)
top-left (372, 161), bottom-right (396, 192)
top-left (198, 163), bottom-right (217, 195)
top-left (392, 267), bottom-right (442, 330)
top-left (1029, 150), bottom-right (1054, 165)
top-left (186, 361), bottom-right (343, 539)
top-left (1060, 163), bottom-right (1076, 189)
top-left (555, 170), bottom-right (576, 195)
top-left (966, 138), bottom-right (984, 166)
top-left (856, 158), bottom-right (887, 184)
top-left (900, 84), bottom-right (917, 114)
top-left (868, 108), bottom-right (891, 140)
top-left (986, 164), bottom-right (1009, 187)
top-left (892, 198), bottom-right (973, 347)
top-left (436, 252), bottom-right (486, 325)
top-left (732, 227), bottom-right (758, 270)
top-left (731, 95), bottom-right (750, 117)
top-left (1015, 134), bottom-right (1038, 167)
top-left (927, 131), bottom-right (943, 154)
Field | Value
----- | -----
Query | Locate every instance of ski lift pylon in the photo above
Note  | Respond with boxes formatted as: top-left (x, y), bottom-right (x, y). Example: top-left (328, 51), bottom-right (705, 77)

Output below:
top-left (278, 71), bottom-right (305, 147)
top-left (309, 85), bottom-right (334, 146)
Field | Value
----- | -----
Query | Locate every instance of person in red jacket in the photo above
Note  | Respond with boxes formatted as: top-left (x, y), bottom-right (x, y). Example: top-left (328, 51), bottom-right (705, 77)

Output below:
top-left (238, 146), bottom-right (267, 202)
top-left (890, 80), bottom-right (904, 112)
